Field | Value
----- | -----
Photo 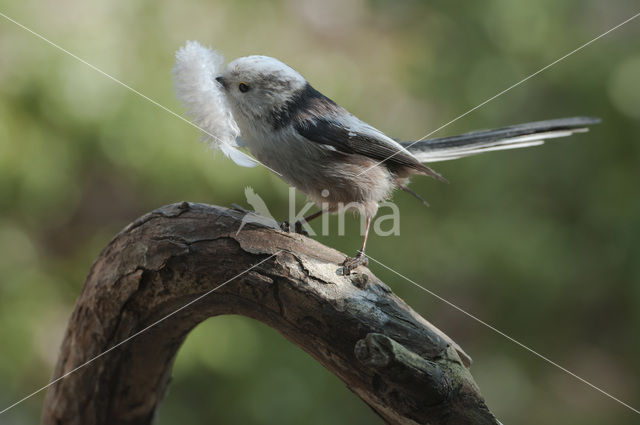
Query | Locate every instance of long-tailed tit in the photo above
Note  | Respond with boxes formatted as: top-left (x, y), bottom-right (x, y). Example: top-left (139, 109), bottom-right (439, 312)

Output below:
top-left (211, 55), bottom-right (599, 273)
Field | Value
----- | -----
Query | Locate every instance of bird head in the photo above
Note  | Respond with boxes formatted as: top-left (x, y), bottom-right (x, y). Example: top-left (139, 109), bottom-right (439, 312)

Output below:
top-left (216, 55), bottom-right (307, 130)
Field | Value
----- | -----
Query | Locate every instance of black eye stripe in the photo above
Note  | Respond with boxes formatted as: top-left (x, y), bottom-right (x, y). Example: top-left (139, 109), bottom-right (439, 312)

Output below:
top-left (238, 82), bottom-right (250, 93)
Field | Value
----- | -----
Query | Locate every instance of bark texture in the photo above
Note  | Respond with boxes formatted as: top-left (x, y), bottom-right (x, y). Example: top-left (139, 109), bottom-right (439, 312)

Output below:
top-left (42, 202), bottom-right (498, 425)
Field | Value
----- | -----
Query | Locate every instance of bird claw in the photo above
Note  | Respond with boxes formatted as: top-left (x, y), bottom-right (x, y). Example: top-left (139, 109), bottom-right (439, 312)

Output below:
top-left (280, 221), bottom-right (309, 236)
top-left (340, 252), bottom-right (368, 275)
top-left (293, 221), bottom-right (309, 236)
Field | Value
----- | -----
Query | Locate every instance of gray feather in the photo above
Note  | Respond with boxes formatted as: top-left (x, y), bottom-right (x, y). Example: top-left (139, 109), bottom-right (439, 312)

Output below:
top-left (295, 117), bottom-right (446, 181)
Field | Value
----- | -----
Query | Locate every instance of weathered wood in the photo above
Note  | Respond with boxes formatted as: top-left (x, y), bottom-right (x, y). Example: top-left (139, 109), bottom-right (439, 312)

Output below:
top-left (42, 202), bottom-right (498, 425)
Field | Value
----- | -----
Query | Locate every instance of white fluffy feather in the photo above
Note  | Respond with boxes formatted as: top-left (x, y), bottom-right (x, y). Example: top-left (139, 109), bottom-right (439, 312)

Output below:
top-left (173, 41), bottom-right (257, 167)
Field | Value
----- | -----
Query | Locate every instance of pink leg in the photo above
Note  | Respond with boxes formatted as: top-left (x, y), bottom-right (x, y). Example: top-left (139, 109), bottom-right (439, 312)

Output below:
top-left (341, 216), bottom-right (371, 274)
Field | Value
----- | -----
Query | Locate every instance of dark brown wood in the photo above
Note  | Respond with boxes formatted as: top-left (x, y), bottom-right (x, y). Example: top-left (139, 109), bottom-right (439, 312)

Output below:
top-left (42, 202), bottom-right (498, 425)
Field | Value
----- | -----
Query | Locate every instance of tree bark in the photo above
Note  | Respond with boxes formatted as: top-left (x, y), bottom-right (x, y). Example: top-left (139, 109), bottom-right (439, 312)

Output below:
top-left (42, 202), bottom-right (498, 425)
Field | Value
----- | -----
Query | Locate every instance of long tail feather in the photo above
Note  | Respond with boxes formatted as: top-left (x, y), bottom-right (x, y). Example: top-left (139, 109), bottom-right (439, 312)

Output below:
top-left (404, 117), bottom-right (600, 163)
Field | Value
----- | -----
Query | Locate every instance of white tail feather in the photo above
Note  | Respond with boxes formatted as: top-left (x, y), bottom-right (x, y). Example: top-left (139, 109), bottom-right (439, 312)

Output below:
top-left (413, 129), bottom-right (587, 163)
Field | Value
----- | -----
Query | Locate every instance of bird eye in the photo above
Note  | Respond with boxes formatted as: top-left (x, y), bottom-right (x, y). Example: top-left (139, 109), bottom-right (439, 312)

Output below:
top-left (238, 82), bottom-right (250, 93)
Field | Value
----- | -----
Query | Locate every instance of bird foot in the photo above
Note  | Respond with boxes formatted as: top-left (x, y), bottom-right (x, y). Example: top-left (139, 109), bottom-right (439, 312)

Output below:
top-left (340, 252), bottom-right (368, 275)
top-left (280, 221), bottom-right (309, 236)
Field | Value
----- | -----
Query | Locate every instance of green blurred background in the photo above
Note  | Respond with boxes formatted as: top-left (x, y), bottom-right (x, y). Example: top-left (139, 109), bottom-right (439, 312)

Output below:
top-left (1, 0), bottom-right (639, 423)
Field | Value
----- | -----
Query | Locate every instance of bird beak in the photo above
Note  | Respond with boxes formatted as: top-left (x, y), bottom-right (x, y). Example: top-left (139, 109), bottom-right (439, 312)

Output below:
top-left (215, 76), bottom-right (227, 89)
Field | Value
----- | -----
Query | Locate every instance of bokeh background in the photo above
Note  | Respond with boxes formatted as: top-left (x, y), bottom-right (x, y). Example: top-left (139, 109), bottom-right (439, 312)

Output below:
top-left (1, 0), bottom-right (639, 424)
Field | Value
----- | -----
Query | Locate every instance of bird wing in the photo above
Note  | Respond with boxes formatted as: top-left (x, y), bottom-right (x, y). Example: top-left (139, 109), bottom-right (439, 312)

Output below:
top-left (294, 116), bottom-right (445, 181)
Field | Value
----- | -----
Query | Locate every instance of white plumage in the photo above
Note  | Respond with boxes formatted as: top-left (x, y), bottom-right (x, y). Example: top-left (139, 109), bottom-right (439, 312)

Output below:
top-left (173, 41), bottom-right (257, 167)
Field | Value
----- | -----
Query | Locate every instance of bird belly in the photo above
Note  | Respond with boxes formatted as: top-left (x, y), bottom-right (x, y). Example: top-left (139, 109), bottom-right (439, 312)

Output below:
top-left (244, 131), bottom-right (395, 217)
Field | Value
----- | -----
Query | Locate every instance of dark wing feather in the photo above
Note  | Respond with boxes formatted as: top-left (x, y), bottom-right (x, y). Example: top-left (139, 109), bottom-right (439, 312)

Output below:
top-left (295, 118), bottom-right (446, 181)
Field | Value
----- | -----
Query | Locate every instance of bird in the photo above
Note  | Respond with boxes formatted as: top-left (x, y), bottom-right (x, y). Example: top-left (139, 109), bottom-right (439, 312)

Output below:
top-left (214, 55), bottom-right (600, 274)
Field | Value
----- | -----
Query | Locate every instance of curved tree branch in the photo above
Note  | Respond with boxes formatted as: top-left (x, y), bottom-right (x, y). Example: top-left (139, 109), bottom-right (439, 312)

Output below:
top-left (42, 202), bottom-right (498, 425)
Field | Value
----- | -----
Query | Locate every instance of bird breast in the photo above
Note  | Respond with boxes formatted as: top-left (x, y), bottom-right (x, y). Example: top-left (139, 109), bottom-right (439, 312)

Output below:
top-left (243, 128), bottom-right (396, 217)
